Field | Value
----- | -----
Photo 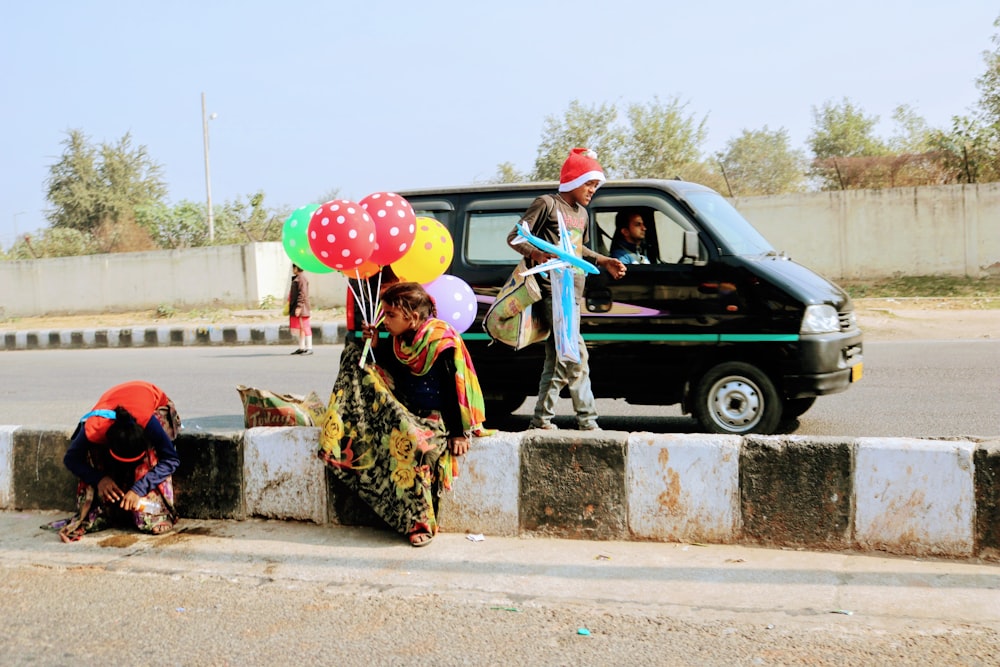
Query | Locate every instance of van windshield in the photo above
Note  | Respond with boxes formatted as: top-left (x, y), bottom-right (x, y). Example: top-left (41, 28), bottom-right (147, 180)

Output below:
top-left (684, 191), bottom-right (775, 256)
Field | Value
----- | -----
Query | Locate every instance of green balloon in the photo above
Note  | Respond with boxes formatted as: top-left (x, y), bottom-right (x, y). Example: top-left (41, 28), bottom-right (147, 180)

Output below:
top-left (282, 204), bottom-right (333, 273)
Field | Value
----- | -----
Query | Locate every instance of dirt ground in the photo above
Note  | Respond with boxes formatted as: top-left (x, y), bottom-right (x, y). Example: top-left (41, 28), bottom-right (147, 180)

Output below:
top-left (1, 300), bottom-right (997, 342)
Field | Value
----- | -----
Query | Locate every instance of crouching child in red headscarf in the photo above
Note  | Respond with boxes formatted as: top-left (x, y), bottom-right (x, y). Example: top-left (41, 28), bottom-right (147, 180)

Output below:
top-left (51, 381), bottom-right (182, 542)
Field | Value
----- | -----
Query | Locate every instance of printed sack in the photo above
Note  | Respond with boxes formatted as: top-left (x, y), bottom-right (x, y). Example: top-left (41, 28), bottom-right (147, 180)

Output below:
top-left (483, 260), bottom-right (549, 350)
top-left (236, 385), bottom-right (327, 427)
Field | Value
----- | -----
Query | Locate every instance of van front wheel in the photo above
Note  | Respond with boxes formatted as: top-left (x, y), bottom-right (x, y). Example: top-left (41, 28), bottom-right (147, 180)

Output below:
top-left (692, 362), bottom-right (782, 435)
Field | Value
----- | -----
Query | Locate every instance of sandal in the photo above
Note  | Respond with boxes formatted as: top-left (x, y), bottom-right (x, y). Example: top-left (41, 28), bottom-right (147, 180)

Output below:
top-left (150, 521), bottom-right (175, 536)
top-left (408, 531), bottom-right (434, 547)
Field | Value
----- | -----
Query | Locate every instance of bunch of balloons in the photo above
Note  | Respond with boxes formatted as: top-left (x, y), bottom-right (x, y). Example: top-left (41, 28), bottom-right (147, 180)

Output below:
top-left (280, 192), bottom-right (477, 335)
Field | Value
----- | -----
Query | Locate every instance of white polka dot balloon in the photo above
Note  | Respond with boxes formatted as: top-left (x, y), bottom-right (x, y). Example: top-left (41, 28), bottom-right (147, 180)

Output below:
top-left (360, 191), bottom-right (417, 266)
top-left (307, 199), bottom-right (376, 271)
top-left (423, 274), bottom-right (477, 334)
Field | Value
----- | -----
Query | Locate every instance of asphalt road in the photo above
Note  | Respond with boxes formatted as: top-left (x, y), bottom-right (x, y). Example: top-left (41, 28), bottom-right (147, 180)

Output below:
top-left (1, 340), bottom-right (998, 437)
top-left (3, 511), bottom-right (998, 665)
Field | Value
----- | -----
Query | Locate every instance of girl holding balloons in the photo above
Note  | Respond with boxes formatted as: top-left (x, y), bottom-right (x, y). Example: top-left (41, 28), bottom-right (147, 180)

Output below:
top-left (357, 281), bottom-right (490, 546)
top-left (318, 281), bottom-right (490, 548)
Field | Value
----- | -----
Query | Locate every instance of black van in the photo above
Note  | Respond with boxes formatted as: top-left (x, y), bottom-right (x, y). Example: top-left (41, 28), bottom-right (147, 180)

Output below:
top-left (345, 179), bottom-right (864, 435)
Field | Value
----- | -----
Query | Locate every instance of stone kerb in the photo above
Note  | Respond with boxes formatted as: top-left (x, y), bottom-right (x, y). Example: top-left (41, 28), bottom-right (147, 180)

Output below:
top-left (1, 323), bottom-right (345, 351)
top-left (1, 426), bottom-right (996, 558)
top-left (440, 431), bottom-right (521, 536)
top-left (740, 436), bottom-right (854, 550)
top-left (627, 433), bottom-right (742, 543)
top-left (855, 437), bottom-right (976, 556)
top-left (0, 426), bottom-right (15, 509)
top-left (974, 439), bottom-right (1000, 554)
top-left (244, 427), bottom-right (327, 524)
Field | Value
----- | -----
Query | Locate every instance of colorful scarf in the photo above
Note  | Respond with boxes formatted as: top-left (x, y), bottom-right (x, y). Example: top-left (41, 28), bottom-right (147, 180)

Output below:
top-left (392, 318), bottom-right (492, 435)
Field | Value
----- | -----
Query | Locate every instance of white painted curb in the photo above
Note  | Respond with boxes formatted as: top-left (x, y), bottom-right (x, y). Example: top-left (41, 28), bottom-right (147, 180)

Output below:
top-left (244, 427), bottom-right (327, 523)
top-left (627, 433), bottom-right (741, 543)
top-left (855, 437), bottom-right (976, 556)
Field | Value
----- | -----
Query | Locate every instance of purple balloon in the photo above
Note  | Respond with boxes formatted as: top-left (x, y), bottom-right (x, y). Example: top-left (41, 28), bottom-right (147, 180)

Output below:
top-left (423, 274), bottom-right (477, 334)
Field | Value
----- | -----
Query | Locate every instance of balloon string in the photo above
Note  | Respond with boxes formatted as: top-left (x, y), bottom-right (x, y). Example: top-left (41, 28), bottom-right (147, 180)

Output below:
top-left (357, 269), bottom-right (371, 324)
top-left (372, 268), bottom-right (383, 327)
top-left (358, 312), bottom-right (385, 369)
top-left (344, 278), bottom-right (367, 324)
top-left (364, 270), bottom-right (374, 323)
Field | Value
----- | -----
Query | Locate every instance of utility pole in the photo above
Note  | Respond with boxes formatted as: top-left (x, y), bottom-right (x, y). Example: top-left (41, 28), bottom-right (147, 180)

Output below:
top-left (201, 92), bottom-right (216, 242)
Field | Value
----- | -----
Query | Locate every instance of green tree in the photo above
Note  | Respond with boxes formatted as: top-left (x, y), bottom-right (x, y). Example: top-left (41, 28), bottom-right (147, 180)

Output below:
top-left (715, 126), bottom-right (806, 196)
top-left (45, 130), bottom-right (168, 251)
top-left (808, 98), bottom-right (888, 189)
top-left (212, 191), bottom-right (283, 244)
top-left (929, 115), bottom-right (997, 184)
top-left (531, 100), bottom-right (623, 180)
top-left (136, 200), bottom-right (208, 249)
top-left (899, 17), bottom-right (1000, 185)
top-left (315, 188), bottom-right (341, 205)
top-left (808, 97), bottom-right (886, 159)
top-left (619, 95), bottom-right (708, 181)
top-left (487, 161), bottom-right (529, 184)
top-left (7, 227), bottom-right (98, 259)
top-left (888, 104), bottom-right (934, 153)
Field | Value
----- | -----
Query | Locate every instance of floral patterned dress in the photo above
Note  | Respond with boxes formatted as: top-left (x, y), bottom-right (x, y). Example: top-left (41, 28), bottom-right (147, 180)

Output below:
top-left (318, 342), bottom-right (453, 537)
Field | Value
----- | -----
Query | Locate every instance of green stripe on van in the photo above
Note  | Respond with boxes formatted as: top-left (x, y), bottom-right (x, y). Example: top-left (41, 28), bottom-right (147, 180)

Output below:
top-left (721, 334), bottom-right (800, 342)
top-left (360, 331), bottom-right (799, 343)
top-left (581, 333), bottom-right (718, 342)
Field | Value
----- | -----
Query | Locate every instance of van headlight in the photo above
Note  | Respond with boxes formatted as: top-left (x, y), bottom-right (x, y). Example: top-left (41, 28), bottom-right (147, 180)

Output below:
top-left (800, 305), bottom-right (839, 334)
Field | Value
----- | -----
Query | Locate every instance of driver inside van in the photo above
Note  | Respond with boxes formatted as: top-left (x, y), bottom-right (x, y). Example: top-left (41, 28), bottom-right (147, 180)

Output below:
top-left (610, 208), bottom-right (651, 264)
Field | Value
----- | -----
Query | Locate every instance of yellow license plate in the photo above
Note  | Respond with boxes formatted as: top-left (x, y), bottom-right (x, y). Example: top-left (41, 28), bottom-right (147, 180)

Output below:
top-left (850, 363), bottom-right (863, 382)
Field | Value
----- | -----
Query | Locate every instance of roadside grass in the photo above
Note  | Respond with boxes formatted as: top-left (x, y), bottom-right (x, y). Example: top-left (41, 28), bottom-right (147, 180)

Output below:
top-left (841, 275), bottom-right (1000, 308)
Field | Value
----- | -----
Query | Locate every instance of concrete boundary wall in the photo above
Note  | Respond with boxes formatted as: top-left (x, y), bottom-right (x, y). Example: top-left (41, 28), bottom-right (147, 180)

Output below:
top-left (2, 426), bottom-right (998, 558)
top-left (0, 243), bottom-right (349, 318)
top-left (735, 182), bottom-right (1000, 280)
top-left (3, 182), bottom-right (1000, 318)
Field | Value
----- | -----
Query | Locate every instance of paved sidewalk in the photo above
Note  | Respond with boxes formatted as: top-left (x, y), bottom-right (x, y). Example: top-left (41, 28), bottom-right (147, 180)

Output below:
top-left (4, 509), bottom-right (999, 628)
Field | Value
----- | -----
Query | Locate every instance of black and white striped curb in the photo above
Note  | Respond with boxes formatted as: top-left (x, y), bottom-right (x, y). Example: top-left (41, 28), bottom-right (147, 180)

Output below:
top-left (3, 426), bottom-right (998, 558)
top-left (1, 322), bottom-right (346, 351)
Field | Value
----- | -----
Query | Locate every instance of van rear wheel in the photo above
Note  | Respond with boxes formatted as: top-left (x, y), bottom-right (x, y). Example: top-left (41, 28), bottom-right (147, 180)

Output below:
top-left (692, 362), bottom-right (782, 435)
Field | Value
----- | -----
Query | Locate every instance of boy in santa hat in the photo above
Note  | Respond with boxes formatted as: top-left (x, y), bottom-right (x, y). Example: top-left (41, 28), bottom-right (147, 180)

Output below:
top-left (505, 147), bottom-right (627, 430)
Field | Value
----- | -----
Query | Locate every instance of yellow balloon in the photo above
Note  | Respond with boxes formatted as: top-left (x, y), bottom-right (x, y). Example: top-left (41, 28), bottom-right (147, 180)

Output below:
top-left (390, 216), bottom-right (454, 284)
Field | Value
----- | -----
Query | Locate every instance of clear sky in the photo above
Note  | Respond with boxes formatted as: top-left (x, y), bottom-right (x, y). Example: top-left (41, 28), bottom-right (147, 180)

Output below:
top-left (1, 1), bottom-right (997, 249)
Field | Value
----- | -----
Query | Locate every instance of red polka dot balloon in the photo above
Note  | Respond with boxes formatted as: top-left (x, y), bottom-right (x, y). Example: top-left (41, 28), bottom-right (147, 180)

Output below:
top-left (360, 192), bottom-right (417, 266)
top-left (307, 199), bottom-right (376, 271)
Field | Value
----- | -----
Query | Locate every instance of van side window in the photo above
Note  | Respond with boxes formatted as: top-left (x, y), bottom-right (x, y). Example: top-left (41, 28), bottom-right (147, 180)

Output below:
top-left (467, 211), bottom-right (522, 263)
top-left (654, 211), bottom-right (689, 264)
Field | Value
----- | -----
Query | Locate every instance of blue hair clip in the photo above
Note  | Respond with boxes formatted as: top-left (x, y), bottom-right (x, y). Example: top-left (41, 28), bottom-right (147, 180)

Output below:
top-left (80, 409), bottom-right (116, 422)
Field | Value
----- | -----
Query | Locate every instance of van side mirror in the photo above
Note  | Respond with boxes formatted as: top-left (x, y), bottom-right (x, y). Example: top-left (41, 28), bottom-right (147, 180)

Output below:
top-left (585, 288), bottom-right (612, 313)
top-left (682, 230), bottom-right (701, 263)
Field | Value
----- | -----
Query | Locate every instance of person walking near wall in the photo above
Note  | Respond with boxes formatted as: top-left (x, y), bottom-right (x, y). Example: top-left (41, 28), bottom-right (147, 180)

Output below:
top-left (289, 264), bottom-right (313, 355)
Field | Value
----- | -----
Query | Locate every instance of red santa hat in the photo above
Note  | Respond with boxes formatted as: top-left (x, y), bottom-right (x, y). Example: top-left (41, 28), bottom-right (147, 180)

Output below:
top-left (559, 147), bottom-right (606, 192)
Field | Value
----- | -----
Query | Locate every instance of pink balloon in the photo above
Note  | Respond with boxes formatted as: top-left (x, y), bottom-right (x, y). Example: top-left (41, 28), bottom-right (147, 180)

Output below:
top-left (423, 274), bottom-right (477, 334)
top-left (307, 199), bottom-right (376, 271)
top-left (360, 192), bottom-right (417, 266)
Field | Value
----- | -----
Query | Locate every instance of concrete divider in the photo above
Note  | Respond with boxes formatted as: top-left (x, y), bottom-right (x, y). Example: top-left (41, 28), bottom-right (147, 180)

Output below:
top-left (1, 425), bottom-right (996, 558)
